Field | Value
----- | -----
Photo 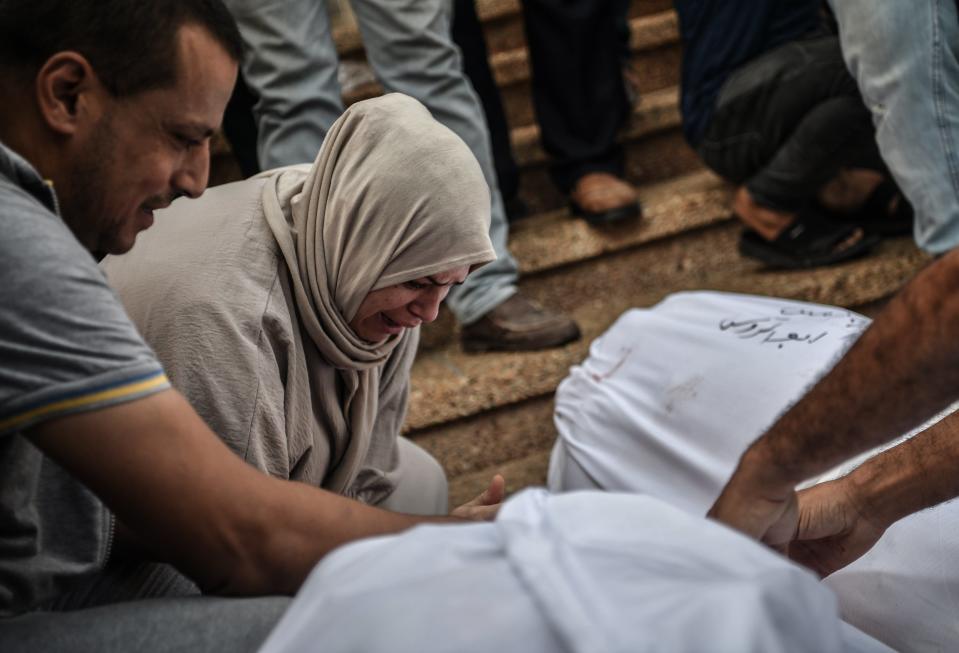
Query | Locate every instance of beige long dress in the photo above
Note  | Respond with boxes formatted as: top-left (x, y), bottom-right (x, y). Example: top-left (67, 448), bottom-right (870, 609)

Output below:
top-left (102, 94), bottom-right (495, 504)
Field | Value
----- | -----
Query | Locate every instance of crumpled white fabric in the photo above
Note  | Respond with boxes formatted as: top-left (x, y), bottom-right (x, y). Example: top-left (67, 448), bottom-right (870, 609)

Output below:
top-left (260, 489), bottom-right (887, 653)
top-left (549, 291), bottom-right (959, 651)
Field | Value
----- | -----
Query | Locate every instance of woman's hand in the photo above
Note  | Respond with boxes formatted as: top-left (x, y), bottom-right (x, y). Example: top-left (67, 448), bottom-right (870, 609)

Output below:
top-left (451, 474), bottom-right (506, 521)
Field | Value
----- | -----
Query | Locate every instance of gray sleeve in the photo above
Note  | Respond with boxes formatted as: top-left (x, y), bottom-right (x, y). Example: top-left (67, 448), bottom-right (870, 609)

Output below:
top-left (0, 194), bottom-right (169, 436)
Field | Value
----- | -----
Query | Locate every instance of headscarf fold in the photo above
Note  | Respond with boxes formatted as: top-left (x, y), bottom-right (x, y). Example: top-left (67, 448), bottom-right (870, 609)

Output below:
top-left (258, 94), bottom-right (495, 495)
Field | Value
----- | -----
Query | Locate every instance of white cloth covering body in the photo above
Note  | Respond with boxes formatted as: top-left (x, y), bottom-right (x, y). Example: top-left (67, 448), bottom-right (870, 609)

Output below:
top-left (259, 489), bottom-right (888, 653)
top-left (548, 291), bottom-right (959, 651)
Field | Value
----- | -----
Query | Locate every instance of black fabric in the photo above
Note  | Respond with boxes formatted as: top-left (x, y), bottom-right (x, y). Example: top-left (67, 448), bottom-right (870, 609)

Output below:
top-left (521, 0), bottom-right (631, 193)
top-left (452, 0), bottom-right (632, 197)
top-left (451, 0), bottom-right (520, 203)
top-left (221, 74), bottom-right (261, 179)
top-left (695, 35), bottom-right (883, 213)
top-left (675, 0), bottom-right (820, 146)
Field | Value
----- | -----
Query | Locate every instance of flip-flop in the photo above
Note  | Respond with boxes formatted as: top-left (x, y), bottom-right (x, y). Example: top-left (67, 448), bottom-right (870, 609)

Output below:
top-left (830, 180), bottom-right (913, 237)
top-left (738, 206), bottom-right (879, 269)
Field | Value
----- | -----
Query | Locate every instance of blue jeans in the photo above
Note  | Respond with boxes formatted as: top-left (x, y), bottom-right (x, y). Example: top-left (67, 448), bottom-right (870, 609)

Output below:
top-left (222, 0), bottom-right (518, 323)
top-left (829, 0), bottom-right (959, 254)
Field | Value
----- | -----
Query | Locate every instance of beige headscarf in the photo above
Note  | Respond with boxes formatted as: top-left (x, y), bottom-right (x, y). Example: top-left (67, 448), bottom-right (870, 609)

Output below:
top-left (258, 94), bottom-right (495, 494)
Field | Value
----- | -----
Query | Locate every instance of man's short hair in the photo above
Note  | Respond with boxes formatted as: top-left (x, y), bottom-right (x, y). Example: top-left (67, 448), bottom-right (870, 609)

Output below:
top-left (0, 0), bottom-right (243, 96)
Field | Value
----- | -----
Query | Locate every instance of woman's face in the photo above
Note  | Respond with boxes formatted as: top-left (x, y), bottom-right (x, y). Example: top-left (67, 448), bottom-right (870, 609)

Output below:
top-left (349, 265), bottom-right (471, 342)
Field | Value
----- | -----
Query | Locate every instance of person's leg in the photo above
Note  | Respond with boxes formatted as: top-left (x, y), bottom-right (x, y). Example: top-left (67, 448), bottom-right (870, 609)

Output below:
top-left (450, 0), bottom-right (521, 210)
top-left (46, 561), bottom-right (199, 611)
top-left (376, 436), bottom-right (448, 516)
top-left (828, 0), bottom-right (959, 254)
top-left (351, 0), bottom-right (579, 350)
top-left (0, 595), bottom-right (290, 653)
top-left (700, 37), bottom-right (876, 209)
top-left (221, 72), bottom-right (262, 178)
top-left (698, 35), bottom-right (880, 263)
top-left (744, 98), bottom-right (880, 216)
top-left (349, 0), bottom-right (516, 324)
top-left (520, 0), bottom-right (630, 192)
top-left (222, 0), bottom-right (343, 169)
top-left (521, 0), bottom-right (639, 224)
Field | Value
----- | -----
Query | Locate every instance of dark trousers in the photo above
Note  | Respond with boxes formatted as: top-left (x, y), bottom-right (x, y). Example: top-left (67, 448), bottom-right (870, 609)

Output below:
top-left (452, 0), bottom-right (521, 202)
top-left (522, 0), bottom-right (632, 193)
top-left (221, 73), bottom-right (262, 179)
top-left (696, 35), bottom-right (883, 213)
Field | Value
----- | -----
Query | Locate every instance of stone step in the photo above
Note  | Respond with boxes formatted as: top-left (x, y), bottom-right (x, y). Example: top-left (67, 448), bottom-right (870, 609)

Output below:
top-left (419, 168), bottom-right (730, 350)
top-left (513, 169), bottom-right (730, 276)
top-left (339, 10), bottom-right (681, 131)
top-left (407, 231), bottom-right (930, 506)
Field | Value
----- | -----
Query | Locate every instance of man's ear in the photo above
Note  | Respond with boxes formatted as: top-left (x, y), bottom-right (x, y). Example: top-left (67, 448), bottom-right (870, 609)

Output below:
top-left (35, 52), bottom-right (103, 137)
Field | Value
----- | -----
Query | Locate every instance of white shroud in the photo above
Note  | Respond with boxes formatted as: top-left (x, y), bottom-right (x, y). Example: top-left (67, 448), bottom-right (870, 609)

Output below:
top-left (260, 489), bottom-right (887, 653)
top-left (549, 291), bottom-right (959, 651)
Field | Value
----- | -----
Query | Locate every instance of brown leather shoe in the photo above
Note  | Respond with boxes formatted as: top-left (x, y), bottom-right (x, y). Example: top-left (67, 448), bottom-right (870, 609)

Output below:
top-left (569, 172), bottom-right (642, 225)
top-left (461, 293), bottom-right (581, 353)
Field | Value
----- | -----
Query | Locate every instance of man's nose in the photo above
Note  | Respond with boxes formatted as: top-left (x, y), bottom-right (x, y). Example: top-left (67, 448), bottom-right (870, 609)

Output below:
top-left (172, 143), bottom-right (211, 200)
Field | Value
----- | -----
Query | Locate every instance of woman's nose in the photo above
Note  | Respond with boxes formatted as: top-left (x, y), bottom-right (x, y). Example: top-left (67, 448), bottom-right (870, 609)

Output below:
top-left (410, 288), bottom-right (445, 323)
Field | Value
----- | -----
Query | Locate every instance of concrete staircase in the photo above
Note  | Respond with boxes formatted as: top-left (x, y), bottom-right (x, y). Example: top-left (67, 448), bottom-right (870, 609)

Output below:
top-left (210, 1), bottom-right (931, 507)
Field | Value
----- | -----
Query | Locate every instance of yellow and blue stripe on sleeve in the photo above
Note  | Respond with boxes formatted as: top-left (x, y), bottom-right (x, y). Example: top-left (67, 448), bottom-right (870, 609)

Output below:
top-left (0, 369), bottom-right (170, 435)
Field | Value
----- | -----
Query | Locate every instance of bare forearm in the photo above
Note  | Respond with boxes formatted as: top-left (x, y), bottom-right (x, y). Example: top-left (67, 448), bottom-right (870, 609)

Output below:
top-left (29, 390), bottom-right (459, 597)
top-left (749, 251), bottom-right (959, 486)
top-left (845, 413), bottom-right (959, 528)
top-left (215, 475), bottom-right (456, 595)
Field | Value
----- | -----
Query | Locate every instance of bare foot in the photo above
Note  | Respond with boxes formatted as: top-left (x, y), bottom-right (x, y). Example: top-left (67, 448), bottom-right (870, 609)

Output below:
top-left (732, 187), bottom-right (795, 241)
top-left (818, 168), bottom-right (885, 213)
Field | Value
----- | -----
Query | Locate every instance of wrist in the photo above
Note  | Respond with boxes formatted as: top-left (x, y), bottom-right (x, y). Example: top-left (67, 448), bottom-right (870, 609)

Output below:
top-left (739, 438), bottom-right (804, 494)
top-left (735, 441), bottom-right (800, 499)
top-left (845, 450), bottom-right (921, 529)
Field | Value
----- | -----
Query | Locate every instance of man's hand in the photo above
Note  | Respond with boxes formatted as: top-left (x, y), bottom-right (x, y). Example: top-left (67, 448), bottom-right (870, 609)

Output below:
top-left (450, 474), bottom-right (506, 521)
top-left (788, 478), bottom-right (887, 578)
top-left (707, 447), bottom-right (799, 549)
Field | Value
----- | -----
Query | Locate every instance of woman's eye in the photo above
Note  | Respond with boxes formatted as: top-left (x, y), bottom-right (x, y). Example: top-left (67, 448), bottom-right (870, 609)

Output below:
top-left (404, 281), bottom-right (427, 290)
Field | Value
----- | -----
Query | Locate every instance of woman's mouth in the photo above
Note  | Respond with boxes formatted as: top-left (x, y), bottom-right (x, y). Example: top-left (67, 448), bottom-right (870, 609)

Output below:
top-left (380, 313), bottom-right (404, 334)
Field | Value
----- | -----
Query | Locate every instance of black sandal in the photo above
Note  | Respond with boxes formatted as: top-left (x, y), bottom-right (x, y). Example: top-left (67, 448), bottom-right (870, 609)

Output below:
top-left (738, 206), bottom-right (879, 269)
top-left (831, 180), bottom-right (913, 237)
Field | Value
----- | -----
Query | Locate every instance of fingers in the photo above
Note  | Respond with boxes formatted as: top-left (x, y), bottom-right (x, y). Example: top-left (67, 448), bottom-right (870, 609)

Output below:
top-left (482, 474), bottom-right (505, 505)
top-left (461, 503), bottom-right (500, 522)
top-left (788, 539), bottom-right (840, 579)
top-left (450, 474), bottom-right (507, 522)
top-left (763, 491), bottom-right (800, 547)
top-left (467, 474), bottom-right (505, 507)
